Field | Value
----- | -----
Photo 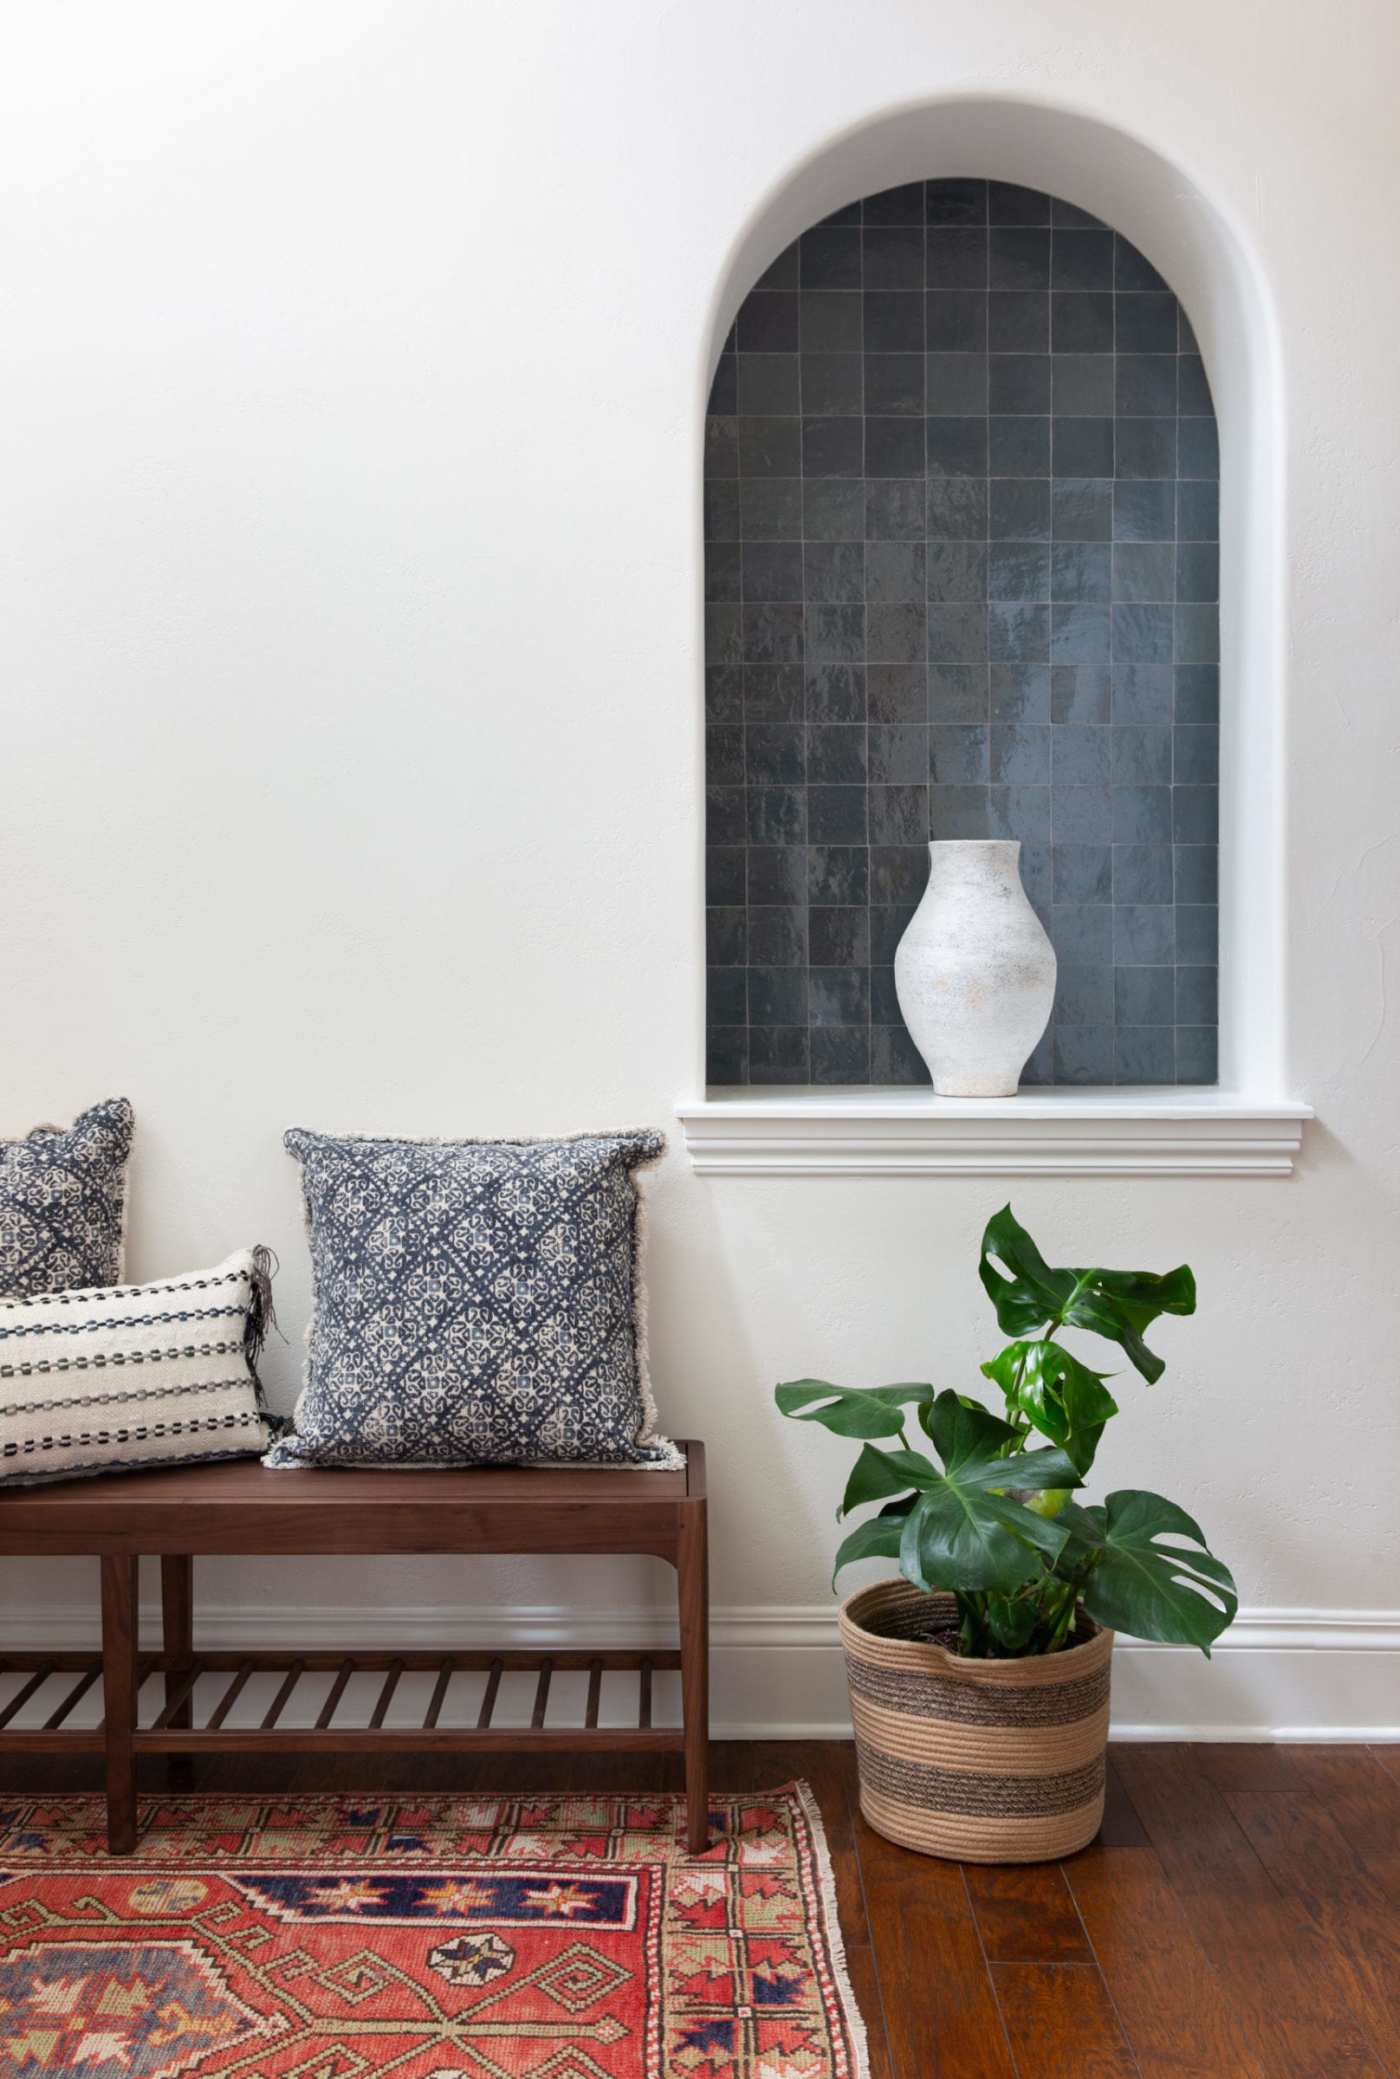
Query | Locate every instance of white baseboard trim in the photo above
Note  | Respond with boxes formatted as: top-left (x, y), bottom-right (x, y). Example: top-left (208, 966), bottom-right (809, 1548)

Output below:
top-left (2, 1600), bottom-right (1395, 1742)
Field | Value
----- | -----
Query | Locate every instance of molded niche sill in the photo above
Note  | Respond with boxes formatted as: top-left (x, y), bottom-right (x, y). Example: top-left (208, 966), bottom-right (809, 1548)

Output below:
top-left (677, 1088), bottom-right (1313, 1177)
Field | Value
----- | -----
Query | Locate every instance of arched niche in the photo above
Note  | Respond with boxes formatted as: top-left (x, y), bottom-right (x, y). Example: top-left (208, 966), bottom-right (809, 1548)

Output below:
top-left (697, 96), bottom-right (1283, 1102)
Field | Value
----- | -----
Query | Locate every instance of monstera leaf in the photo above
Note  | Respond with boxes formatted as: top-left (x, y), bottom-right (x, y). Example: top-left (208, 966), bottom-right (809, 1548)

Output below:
top-left (1068, 1490), bottom-right (1237, 1653)
top-left (978, 1205), bottom-right (1196, 1383)
top-left (979, 1339), bottom-right (1119, 1473)
top-left (894, 1392), bottom-right (1083, 1593)
top-left (774, 1379), bottom-right (933, 1438)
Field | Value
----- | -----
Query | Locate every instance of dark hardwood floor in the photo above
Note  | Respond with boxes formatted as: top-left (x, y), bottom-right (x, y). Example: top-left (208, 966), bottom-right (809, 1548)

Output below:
top-left (4, 1739), bottom-right (1397, 2077)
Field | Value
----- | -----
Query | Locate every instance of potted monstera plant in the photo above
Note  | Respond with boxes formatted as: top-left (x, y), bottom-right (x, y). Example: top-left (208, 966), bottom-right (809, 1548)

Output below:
top-left (775, 1207), bottom-right (1236, 1864)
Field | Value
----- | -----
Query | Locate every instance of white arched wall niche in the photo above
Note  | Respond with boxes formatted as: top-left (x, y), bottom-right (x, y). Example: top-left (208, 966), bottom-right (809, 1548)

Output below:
top-left (680, 94), bottom-right (1311, 1179)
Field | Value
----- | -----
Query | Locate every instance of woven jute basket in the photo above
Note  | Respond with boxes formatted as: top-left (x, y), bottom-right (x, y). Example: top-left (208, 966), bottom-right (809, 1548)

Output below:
top-left (841, 1578), bottom-right (1113, 1863)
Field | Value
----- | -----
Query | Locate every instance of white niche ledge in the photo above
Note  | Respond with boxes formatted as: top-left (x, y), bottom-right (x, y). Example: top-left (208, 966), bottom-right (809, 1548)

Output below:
top-left (677, 1089), bottom-right (1313, 1178)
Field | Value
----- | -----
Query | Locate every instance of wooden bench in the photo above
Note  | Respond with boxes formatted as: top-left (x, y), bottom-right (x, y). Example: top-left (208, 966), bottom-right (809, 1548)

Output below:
top-left (0, 1441), bottom-right (708, 1856)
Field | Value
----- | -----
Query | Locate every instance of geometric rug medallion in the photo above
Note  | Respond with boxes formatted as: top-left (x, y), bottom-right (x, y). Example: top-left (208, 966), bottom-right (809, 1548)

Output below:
top-left (0, 1786), bottom-right (867, 2078)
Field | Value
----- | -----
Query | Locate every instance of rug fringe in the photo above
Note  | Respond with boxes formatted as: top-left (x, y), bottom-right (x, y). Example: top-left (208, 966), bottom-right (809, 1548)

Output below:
top-left (793, 1776), bottom-right (873, 2079)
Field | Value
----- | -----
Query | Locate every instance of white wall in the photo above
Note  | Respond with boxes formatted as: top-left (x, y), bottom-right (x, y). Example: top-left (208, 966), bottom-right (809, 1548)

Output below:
top-left (2, 0), bottom-right (1397, 1736)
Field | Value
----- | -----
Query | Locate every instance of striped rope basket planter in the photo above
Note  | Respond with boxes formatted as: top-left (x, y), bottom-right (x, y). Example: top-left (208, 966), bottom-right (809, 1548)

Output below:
top-left (841, 1578), bottom-right (1113, 1863)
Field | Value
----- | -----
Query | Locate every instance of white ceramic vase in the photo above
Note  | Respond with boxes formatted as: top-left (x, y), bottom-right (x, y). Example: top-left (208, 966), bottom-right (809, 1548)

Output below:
top-left (893, 841), bottom-right (1056, 1097)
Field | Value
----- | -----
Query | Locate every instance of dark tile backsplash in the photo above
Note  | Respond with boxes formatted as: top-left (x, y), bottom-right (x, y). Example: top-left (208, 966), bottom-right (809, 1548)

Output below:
top-left (705, 179), bottom-right (1219, 1088)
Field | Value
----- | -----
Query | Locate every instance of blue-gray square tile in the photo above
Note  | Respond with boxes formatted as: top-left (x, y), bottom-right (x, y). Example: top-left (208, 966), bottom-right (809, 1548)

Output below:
top-left (1051, 665), bottom-right (1111, 723)
top-left (867, 416), bottom-right (926, 476)
top-left (1113, 480), bottom-right (1175, 541)
top-left (1176, 543), bottom-right (1219, 603)
top-left (1174, 784), bottom-right (1218, 844)
top-left (869, 783), bottom-right (929, 845)
top-left (990, 414), bottom-right (1051, 476)
top-left (750, 845), bottom-right (807, 905)
top-left (1053, 353), bottom-right (1114, 415)
top-left (803, 352), bottom-right (864, 415)
top-left (808, 724), bottom-right (868, 784)
top-left (1112, 725), bottom-right (1171, 786)
top-left (1055, 1024), bottom-right (1116, 1083)
top-left (1115, 355), bottom-right (1176, 414)
top-left (801, 479), bottom-right (861, 540)
top-left (865, 355), bottom-right (925, 417)
top-left (1051, 479), bottom-right (1113, 541)
top-left (1056, 964), bottom-right (1115, 1023)
top-left (1053, 903), bottom-right (1113, 965)
top-left (1115, 1024), bottom-right (1175, 1084)
top-left (1176, 1026), bottom-right (1218, 1082)
top-left (811, 1026), bottom-right (872, 1084)
top-left (1115, 418), bottom-right (1176, 479)
top-left (989, 543), bottom-right (1050, 601)
top-left (1116, 964), bottom-right (1174, 1025)
top-left (926, 477), bottom-right (988, 538)
top-left (1054, 843), bottom-right (1112, 903)
top-left (808, 845), bottom-right (869, 904)
top-left (810, 965), bottom-right (870, 1026)
top-left (811, 904), bottom-right (870, 966)
top-left (808, 784), bottom-right (867, 842)
top-left (1174, 726), bottom-right (1219, 784)
top-left (749, 966), bottom-right (808, 1025)
top-left (992, 663), bottom-right (1052, 724)
top-left (988, 291), bottom-right (1050, 352)
top-left (1112, 784), bottom-right (1173, 843)
top-left (989, 354), bottom-right (1052, 413)
top-left (1112, 543), bottom-right (1175, 602)
top-left (1053, 723), bottom-right (1111, 785)
top-left (1178, 418), bottom-right (1219, 478)
top-left (991, 723), bottom-right (1051, 785)
top-left (928, 604), bottom-right (988, 662)
top-left (930, 784), bottom-right (991, 838)
top-left (867, 479), bottom-right (928, 538)
top-left (1175, 966), bottom-right (1218, 1024)
top-left (1053, 418), bottom-right (1114, 478)
top-left (930, 725), bottom-right (990, 783)
top-left (1174, 845), bottom-right (1218, 904)
top-left (1174, 666), bottom-right (1219, 725)
top-left (1051, 543), bottom-right (1112, 603)
top-left (1051, 604), bottom-right (1110, 665)
top-left (1114, 844), bottom-right (1173, 902)
top-left (1176, 604), bottom-right (1220, 665)
top-left (926, 541), bottom-right (988, 601)
top-left (1112, 604), bottom-right (1174, 663)
top-left (1116, 904), bottom-right (1175, 963)
top-left (989, 602), bottom-right (1051, 662)
top-left (865, 226), bottom-right (925, 291)
top-left (990, 478), bottom-right (1052, 541)
top-left (1112, 665), bottom-right (1173, 725)
top-left (1052, 292), bottom-right (1113, 352)
top-left (1053, 784), bottom-right (1113, 842)
top-left (1176, 904), bottom-right (1219, 963)
top-left (748, 905), bottom-right (808, 966)
top-left (989, 785), bottom-right (1053, 843)
top-left (749, 1026), bottom-right (810, 1081)
top-left (1178, 481), bottom-right (1219, 541)
top-left (867, 540), bottom-right (926, 602)
top-left (927, 352), bottom-right (988, 413)
top-left (807, 604), bottom-right (865, 663)
top-left (929, 664), bottom-right (990, 722)
top-left (869, 723), bottom-right (926, 784)
top-left (870, 845), bottom-right (927, 904)
top-left (805, 663), bottom-right (864, 722)
top-left (868, 602), bottom-right (928, 663)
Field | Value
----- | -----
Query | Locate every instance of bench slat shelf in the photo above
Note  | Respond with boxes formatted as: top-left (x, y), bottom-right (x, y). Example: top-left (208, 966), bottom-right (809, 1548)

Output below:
top-left (0, 1442), bottom-right (709, 1853)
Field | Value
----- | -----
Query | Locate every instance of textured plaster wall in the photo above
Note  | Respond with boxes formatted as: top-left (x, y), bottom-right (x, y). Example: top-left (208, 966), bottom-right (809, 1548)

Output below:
top-left (1, 2), bottom-right (1397, 1703)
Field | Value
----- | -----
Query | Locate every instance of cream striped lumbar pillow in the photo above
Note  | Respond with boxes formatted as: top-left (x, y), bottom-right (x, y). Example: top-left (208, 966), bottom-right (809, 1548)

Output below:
top-left (0, 1248), bottom-right (279, 1486)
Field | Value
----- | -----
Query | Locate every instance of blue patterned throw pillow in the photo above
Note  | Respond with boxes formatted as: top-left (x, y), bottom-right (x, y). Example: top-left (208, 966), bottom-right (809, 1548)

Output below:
top-left (0, 1098), bottom-right (135, 1299)
top-left (265, 1127), bottom-right (681, 1470)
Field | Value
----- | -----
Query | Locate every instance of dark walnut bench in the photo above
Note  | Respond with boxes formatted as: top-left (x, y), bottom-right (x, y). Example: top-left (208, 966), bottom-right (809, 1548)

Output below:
top-left (0, 1441), bottom-right (708, 1856)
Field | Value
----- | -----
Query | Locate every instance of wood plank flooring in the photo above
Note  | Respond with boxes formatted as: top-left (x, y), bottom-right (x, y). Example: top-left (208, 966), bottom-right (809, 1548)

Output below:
top-left (3, 1740), bottom-right (1397, 2077)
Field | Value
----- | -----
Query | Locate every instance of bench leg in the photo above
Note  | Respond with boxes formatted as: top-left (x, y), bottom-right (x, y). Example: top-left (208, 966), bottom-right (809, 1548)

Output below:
top-left (161, 1555), bottom-right (194, 1792)
top-left (101, 1555), bottom-right (139, 1855)
top-left (677, 1499), bottom-right (709, 1853)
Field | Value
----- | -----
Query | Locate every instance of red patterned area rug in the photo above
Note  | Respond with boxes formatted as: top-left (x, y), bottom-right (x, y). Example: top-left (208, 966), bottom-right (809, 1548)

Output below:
top-left (0, 1785), bottom-right (867, 2079)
